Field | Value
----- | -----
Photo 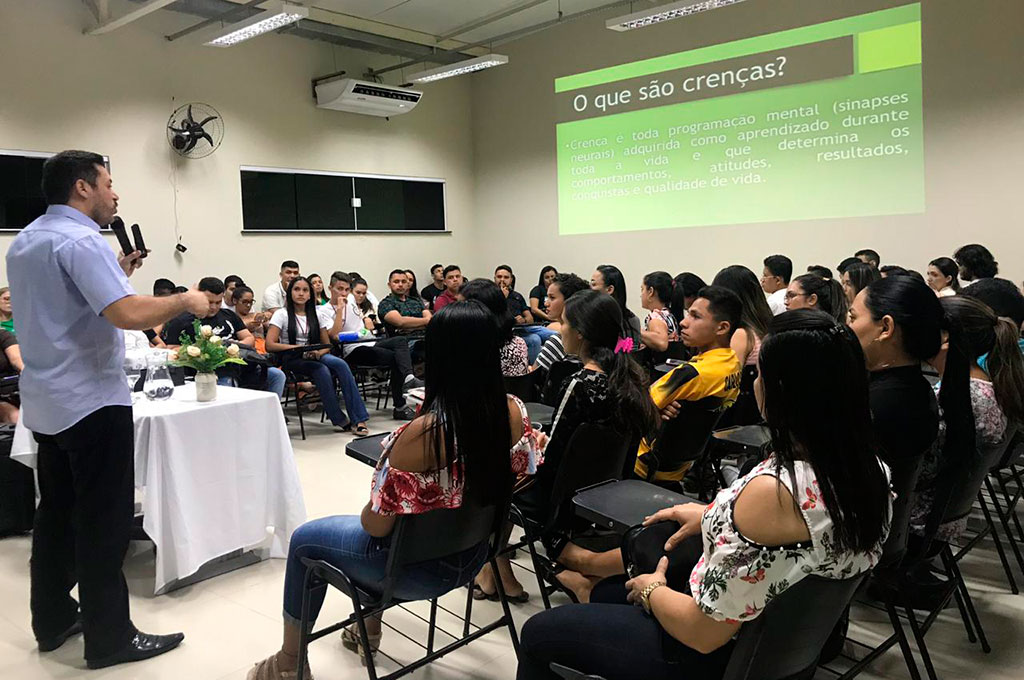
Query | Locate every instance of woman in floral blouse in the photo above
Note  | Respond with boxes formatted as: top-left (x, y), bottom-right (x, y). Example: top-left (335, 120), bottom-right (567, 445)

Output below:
top-left (248, 301), bottom-right (542, 680)
top-left (517, 310), bottom-right (892, 680)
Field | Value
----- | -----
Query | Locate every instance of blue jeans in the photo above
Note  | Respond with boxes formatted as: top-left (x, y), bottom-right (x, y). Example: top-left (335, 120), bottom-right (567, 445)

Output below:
top-left (516, 326), bottom-right (557, 364)
top-left (283, 354), bottom-right (370, 426)
top-left (217, 366), bottom-right (286, 397)
top-left (282, 515), bottom-right (489, 627)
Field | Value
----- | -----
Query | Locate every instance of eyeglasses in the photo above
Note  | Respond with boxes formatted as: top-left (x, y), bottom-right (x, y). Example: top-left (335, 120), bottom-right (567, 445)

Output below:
top-left (784, 292), bottom-right (807, 301)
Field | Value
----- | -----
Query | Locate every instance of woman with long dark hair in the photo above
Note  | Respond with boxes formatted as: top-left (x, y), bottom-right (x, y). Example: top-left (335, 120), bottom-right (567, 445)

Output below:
top-left (786, 273), bottom-right (849, 322)
top-left (910, 295), bottom-right (1024, 540)
top-left (842, 261), bottom-right (881, 306)
top-left (516, 310), bottom-right (891, 680)
top-left (265, 276), bottom-right (371, 436)
top-left (669, 272), bottom-right (706, 322)
top-left (530, 265), bottom-right (559, 322)
top-left (711, 265), bottom-right (773, 365)
top-left (926, 257), bottom-right (960, 297)
top-left (592, 264), bottom-right (641, 348)
top-left (249, 301), bottom-right (541, 678)
top-left (404, 269), bottom-right (424, 308)
top-left (639, 271), bottom-right (678, 352)
top-left (460, 278), bottom-right (530, 377)
top-left (306, 273), bottom-right (329, 305)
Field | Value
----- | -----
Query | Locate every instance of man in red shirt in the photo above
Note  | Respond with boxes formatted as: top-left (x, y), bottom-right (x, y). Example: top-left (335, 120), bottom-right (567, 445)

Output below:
top-left (432, 265), bottom-right (463, 312)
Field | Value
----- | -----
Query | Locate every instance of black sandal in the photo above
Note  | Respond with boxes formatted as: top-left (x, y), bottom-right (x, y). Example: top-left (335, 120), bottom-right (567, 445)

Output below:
top-left (470, 583), bottom-right (529, 604)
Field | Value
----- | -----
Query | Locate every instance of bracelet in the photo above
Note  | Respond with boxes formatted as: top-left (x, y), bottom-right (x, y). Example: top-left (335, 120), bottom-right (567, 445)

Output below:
top-left (640, 581), bottom-right (667, 614)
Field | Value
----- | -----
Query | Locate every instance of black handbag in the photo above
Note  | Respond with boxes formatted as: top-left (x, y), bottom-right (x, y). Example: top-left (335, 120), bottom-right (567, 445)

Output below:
top-left (622, 520), bottom-right (703, 591)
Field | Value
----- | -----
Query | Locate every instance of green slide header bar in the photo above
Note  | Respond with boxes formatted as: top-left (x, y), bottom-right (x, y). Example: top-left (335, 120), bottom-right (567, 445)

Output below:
top-left (554, 3), bottom-right (919, 93)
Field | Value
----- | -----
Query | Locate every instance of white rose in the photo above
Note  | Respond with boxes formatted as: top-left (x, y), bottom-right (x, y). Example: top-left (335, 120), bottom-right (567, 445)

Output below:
top-left (186, 345), bottom-right (201, 357)
top-left (209, 335), bottom-right (222, 345)
top-left (200, 325), bottom-right (213, 338)
top-left (226, 344), bottom-right (240, 357)
top-left (168, 351), bottom-right (178, 362)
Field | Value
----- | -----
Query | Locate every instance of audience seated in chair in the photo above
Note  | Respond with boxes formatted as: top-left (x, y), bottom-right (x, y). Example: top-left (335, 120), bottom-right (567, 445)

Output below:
top-left (760, 254), bottom-right (792, 316)
top-left (533, 273), bottom-right (589, 374)
top-left (639, 271), bottom-right (678, 353)
top-left (856, 248), bottom-right (881, 268)
top-left (633, 286), bottom-right (743, 485)
top-left (842, 261), bottom-right (882, 306)
top-left (222, 274), bottom-right (244, 313)
top-left (0, 287), bottom-right (15, 335)
top-left (954, 243), bottom-right (999, 286)
top-left (786, 273), bottom-right (848, 322)
top-left (460, 278), bottom-right (530, 378)
top-left (432, 264), bottom-right (463, 313)
top-left (478, 290), bottom-right (660, 602)
top-left (669, 272), bottom-right (706, 325)
top-left (530, 266), bottom-right (559, 323)
top-left (262, 260), bottom-right (300, 314)
top-left (806, 264), bottom-right (834, 280)
top-left (378, 269), bottom-right (431, 337)
top-left (305, 274), bottom-right (329, 306)
top-left (266, 276), bottom-right (370, 436)
top-left (910, 295), bottom-right (1024, 543)
top-left (926, 257), bottom-right (961, 297)
top-left (163, 277), bottom-right (286, 398)
top-left (420, 263), bottom-right (445, 309)
top-left (0, 327), bottom-right (23, 423)
top-left (322, 271), bottom-right (421, 421)
top-left (960, 277), bottom-right (1024, 360)
top-left (517, 310), bottom-right (892, 679)
top-left (246, 300), bottom-right (542, 680)
top-left (591, 264), bottom-right (641, 349)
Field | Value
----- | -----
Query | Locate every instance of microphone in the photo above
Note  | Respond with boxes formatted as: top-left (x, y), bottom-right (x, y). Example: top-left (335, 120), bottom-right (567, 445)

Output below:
top-left (109, 217), bottom-right (134, 257)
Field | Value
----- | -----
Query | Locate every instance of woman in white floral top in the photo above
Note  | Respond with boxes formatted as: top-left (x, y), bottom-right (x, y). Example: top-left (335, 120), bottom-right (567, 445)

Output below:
top-left (248, 301), bottom-right (542, 680)
top-left (517, 310), bottom-right (892, 680)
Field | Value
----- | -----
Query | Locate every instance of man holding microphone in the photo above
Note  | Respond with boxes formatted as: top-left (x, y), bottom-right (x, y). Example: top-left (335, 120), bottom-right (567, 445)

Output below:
top-left (6, 150), bottom-right (209, 669)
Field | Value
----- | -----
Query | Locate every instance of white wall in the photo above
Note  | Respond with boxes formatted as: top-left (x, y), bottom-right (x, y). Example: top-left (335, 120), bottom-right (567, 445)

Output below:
top-left (472, 0), bottom-right (1024, 298)
top-left (0, 0), bottom-right (477, 296)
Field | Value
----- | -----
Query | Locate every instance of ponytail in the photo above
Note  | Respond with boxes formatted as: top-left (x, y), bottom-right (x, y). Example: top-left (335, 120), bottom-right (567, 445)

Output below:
top-left (989, 317), bottom-right (1024, 425)
top-left (592, 345), bottom-right (659, 442)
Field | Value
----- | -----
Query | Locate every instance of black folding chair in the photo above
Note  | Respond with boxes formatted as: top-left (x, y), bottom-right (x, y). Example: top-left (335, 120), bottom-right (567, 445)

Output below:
top-left (637, 396), bottom-right (724, 490)
top-left (539, 359), bottom-right (582, 407)
top-left (551, 572), bottom-right (867, 680)
top-left (507, 423), bottom-right (633, 608)
top-left (972, 426), bottom-right (1024, 592)
top-left (295, 498), bottom-right (520, 680)
top-left (504, 372), bottom-right (539, 403)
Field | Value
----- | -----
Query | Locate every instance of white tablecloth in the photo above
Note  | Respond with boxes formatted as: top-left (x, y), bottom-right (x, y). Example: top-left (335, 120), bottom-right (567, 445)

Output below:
top-left (13, 384), bottom-right (306, 594)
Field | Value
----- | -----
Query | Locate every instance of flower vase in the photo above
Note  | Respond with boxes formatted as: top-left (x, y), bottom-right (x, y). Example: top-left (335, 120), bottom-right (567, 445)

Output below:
top-left (196, 372), bottom-right (217, 402)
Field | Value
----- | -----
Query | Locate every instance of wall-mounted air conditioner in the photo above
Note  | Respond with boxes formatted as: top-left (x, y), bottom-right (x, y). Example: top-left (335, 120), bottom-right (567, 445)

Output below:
top-left (315, 78), bottom-right (422, 117)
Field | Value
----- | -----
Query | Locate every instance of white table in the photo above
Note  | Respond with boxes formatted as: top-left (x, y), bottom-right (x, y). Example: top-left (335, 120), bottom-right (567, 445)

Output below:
top-left (13, 384), bottom-right (306, 594)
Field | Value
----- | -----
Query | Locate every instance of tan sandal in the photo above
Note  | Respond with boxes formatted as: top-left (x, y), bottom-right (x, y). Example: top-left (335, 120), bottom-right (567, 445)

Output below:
top-left (246, 653), bottom-right (313, 680)
top-left (340, 625), bottom-right (381, 665)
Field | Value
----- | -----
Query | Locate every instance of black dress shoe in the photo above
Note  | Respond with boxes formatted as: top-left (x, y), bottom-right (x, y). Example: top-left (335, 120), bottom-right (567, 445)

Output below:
top-left (86, 631), bottom-right (185, 669)
top-left (37, 616), bottom-right (83, 652)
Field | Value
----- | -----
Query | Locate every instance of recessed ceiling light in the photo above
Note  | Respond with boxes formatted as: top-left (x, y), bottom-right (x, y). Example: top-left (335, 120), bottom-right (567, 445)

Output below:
top-left (206, 2), bottom-right (308, 47)
top-left (607, 0), bottom-right (748, 32)
top-left (408, 54), bottom-right (509, 83)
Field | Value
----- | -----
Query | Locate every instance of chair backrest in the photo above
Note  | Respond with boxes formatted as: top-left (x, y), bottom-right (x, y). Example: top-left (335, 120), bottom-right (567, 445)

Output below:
top-left (716, 365), bottom-right (762, 429)
top-left (878, 450), bottom-right (926, 569)
top-left (942, 424), bottom-right (1019, 522)
top-left (546, 423), bottom-right (633, 531)
top-left (642, 397), bottom-right (724, 480)
top-left (541, 359), bottom-right (583, 406)
top-left (504, 372), bottom-right (538, 402)
top-left (722, 573), bottom-right (867, 680)
top-left (993, 426), bottom-right (1024, 470)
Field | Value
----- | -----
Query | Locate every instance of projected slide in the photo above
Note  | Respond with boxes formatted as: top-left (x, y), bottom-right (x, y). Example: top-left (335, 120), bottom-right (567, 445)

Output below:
top-left (555, 4), bottom-right (923, 235)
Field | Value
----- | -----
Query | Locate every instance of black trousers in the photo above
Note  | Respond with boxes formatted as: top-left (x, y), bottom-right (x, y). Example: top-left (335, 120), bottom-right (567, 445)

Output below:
top-left (30, 405), bottom-right (137, 661)
top-left (346, 336), bottom-right (414, 406)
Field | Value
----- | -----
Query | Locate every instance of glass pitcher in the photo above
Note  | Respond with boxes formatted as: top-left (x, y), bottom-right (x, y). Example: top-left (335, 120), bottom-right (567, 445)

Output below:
top-left (143, 352), bottom-right (175, 401)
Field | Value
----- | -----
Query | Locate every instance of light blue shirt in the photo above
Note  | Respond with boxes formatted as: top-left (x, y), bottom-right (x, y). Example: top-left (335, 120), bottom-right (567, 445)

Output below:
top-left (6, 205), bottom-right (136, 434)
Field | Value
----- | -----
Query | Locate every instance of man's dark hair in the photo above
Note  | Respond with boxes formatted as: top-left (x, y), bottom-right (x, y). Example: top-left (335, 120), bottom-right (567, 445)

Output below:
top-left (431, 263), bottom-right (443, 274)
top-left (224, 274), bottom-right (244, 288)
top-left (550, 272), bottom-right (589, 300)
top-left (880, 265), bottom-right (909, 277)
top-left (232, 285), bottom-right (254, 303)
top-left (330, 271), bottom-right (351, 286)
top-left (153, 278), bottom-right (176, 296)
top-left (388, 269), bottom-right (406, 280)
top-left (763, 255), bottom-right (793, 284)
top-left (837, 256), bottom-right (860, 275)
top-left (855, 249), bottom-right (881, 267)
top-left (807, 265), bottom-right (833, 280)
top-left (173, 286), bottom-right (189, 294)
top-left (443, 264), bottom-right (461, 277)
top-left (696, 285), bottom-right (743, 339)
top-left (961, 278), bottom-right (1024, 329)
top-left (41, 150), bottom-right (106, 205)
top-left (280, 260), bottom-right (299, 271)
top-left (198, 277), bottom-right (226, 295)
top-left (954, 244), bottom-right (998, 280)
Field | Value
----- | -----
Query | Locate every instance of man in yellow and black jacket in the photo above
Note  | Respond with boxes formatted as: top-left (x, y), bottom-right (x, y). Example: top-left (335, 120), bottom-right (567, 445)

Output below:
top-left (634, 286), bottom-right (743, 483)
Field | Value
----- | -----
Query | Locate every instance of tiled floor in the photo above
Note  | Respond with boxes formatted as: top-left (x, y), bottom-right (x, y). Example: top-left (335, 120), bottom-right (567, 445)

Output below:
top-left (2, 408), bottom-right (1023, 679)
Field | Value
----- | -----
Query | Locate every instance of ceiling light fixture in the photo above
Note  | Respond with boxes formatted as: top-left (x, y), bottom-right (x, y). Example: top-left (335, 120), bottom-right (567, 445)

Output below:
top-left (205, 2), bottom-right (308, 47)
top-left (408, 54), bottom-right (509, 83)
top-left (606, 0), bottom-right (748, 31)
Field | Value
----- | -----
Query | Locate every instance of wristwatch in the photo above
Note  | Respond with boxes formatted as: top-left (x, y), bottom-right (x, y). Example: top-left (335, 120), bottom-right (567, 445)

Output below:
top-left (640, 581), bottom-right (667, 614)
